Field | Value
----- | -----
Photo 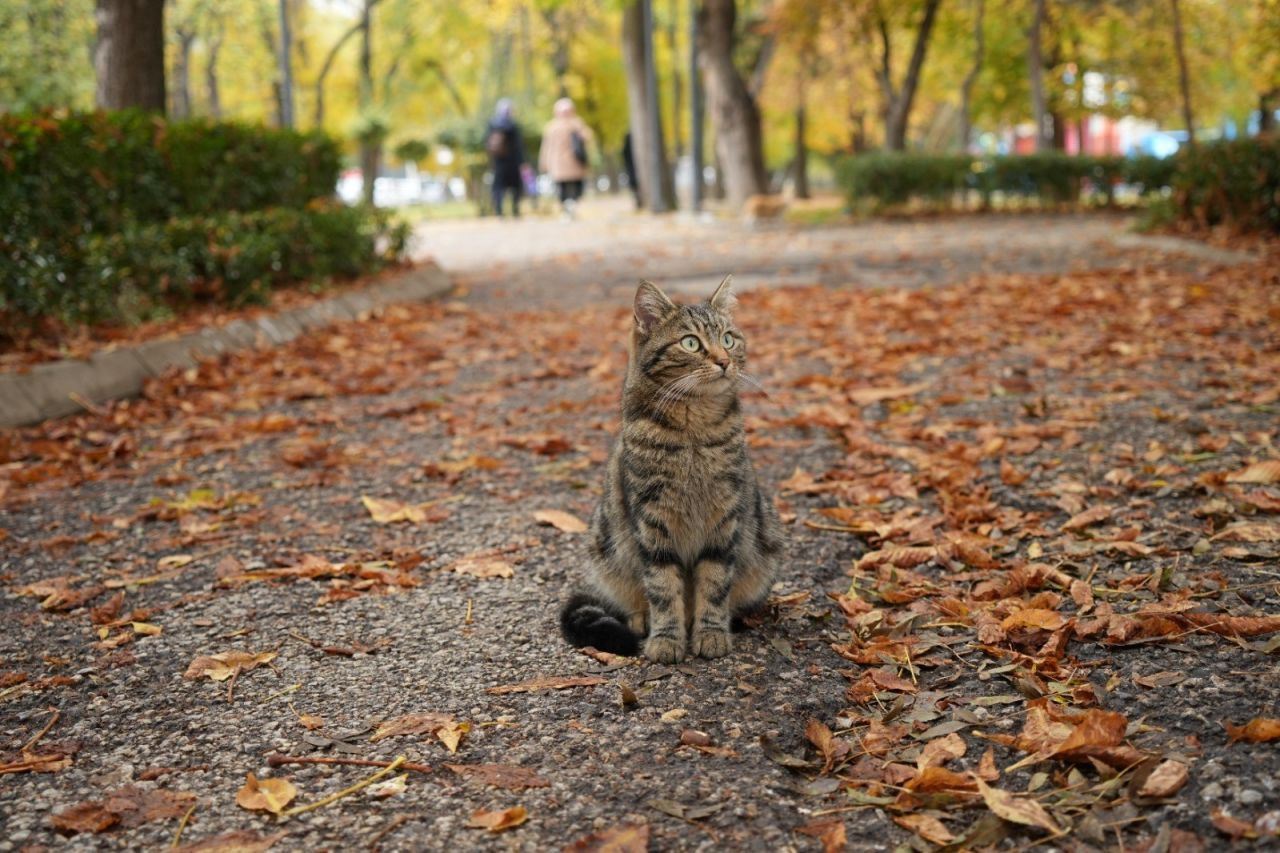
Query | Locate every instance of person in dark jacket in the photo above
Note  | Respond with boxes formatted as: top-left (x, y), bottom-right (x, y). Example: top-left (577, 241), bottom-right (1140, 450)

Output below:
top-left (486, 98), bottom-right (526, 217)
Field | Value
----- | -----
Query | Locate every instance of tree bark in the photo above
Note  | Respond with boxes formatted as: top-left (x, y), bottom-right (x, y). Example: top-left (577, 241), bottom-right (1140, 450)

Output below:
top-left (697, 0), bottom-right (766, 208)
top-left (876, 0), bottom-right (943, 151)
top-left (277, 0), bottom-right (295, 128)
top-left (622, 0), bottom-right (675, 211)
top-left (668, 0), bottom-right (684, 159)
top-left (1169, 0), bottom-right (1195, 147)
top-left (205, 28), bottom-right (222, 118)
top-left (359, 0), bottom-right (376, 206)
top-left (1261, 91), bottom-right (1277, 134)
top-left (94, 0), bottom-right (166, 112)
top-left (958, 0), bottom-right (985, 151)
top-left (1027, 0), bottom-right (1051, 151)
top-left (314, 20), bottom-right (361, 127)
top-left (172, 27), bottom-right (195, 118)
top-left (793, 100), bottom-right (809, 199)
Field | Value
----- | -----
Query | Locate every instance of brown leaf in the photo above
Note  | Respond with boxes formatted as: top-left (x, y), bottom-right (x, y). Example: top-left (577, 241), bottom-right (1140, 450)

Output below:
top-left (975, 778), bottom-right (1060, 834)
top-left (916, 732), bottom-right (967, 771)
top-left (370, 712), bottom-right (467, 752)
top-left (446, 763), bottom-right (550, 789)
top-left (1211, 522), bottom-right (1280, 543)
top-left (564, 822), bottom-right (650, 852)
top-left (847, 381), bottom-right (931, 404)
top-left (174, 830), bottom-right (289, 852)
top-left (1225, 460), bottom-right (1280, 484)
top-left (1062, 505), bottom-right (1113, 532)
top-left (486, 675), bottom-right (607, 695)
top-left (52, 785), bottom-right (196, 835)
top-left (1224, 717), bottom-right (1280, 743)
top-left (1137, 760), bottom-right (1189, 798)
top-left (1000, 608), bottom-right (1066, 632)
top-left (50, 802), bottom-right (118, 835)
top-left (183, 650), bottom-right (277, 683)
top-left (448, 555), bottom-right (515, 578)
top-left (868, 668), bottom-right (917, 693)
top-left (466, 806), bottom-right (527, 833)
top-left (235, 773), bottom-right (297, 815)
top-left (977, 746), bottom-right (1000, 781)
top-left (1210, 808), bottom-right (1259, 840)
top-left (533, 509), bottom-right (588, 533)
top-left (893, 813), bottom-right (954, 845)
top-left (795, 818), bottom-right (847, 853)
top-left (361, 495), bottom-right (445, 524)
top-left (1069, 579), bottom-right (1094, 611)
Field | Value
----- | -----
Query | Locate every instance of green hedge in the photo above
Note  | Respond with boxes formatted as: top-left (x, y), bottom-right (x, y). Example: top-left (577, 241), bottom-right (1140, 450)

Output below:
top-left (1174, 136), bottom-right (1280, 231)
top-left (836, 151), bottom-right (1175, 211)
top-left (835, 140), bottom-right (1276, 231)
top-left (6, 203), bottom-right (408, 325)
top-left (0, 111), bottom-right (410, 329)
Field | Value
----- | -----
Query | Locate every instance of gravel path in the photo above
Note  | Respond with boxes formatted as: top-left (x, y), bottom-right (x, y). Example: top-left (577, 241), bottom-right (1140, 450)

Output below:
top-left (1, 212), bottom-right (1275, 851)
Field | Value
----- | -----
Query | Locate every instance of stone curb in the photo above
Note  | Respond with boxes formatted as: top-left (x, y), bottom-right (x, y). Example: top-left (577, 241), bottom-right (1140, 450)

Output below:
top-left (0, 263), bottom-right (452, 428)
top-left (1109, 232), bottom-right (1259, 266)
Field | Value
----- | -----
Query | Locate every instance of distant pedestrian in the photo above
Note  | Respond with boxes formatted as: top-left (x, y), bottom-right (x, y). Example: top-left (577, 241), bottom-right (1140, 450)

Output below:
top-left (539, 97), bottom-right (593, 219)
top-left (486, 98), bottom-right (526, 217)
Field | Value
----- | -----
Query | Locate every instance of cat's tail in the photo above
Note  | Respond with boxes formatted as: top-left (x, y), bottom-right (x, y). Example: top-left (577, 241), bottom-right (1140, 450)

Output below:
top-left (559, 591), bottom-right (640, 657)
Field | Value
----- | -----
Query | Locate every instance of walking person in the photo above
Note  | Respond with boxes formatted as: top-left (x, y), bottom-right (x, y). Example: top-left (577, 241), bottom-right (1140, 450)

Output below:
top-left (539, 97), bottom-right (593, 219)
top-left (486, 98), bottom-right (526, 217)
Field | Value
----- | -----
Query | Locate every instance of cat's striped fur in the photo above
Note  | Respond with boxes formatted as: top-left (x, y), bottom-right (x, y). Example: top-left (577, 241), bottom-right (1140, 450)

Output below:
top-left (560, 277), bottom-right (783, 663)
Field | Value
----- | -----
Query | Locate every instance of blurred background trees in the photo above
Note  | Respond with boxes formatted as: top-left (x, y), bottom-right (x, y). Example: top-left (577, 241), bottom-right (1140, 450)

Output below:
top-left (0, 0), bottom-right (1276, 211)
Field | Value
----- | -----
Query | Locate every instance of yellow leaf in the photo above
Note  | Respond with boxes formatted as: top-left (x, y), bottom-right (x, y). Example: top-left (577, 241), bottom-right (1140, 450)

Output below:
top-left (436, 721), bottom-right (470, 753)
top-left (1226, 460), bottom-right (1280, 484)
top-left (361, 495), bottom-right (424, 524)
top-left (1137, 760), bottom-right (1189, 798)
top-left (131, 622), bottom-right (162, 636)
top-left (157, 554), bottom-right (194, 570)
top-left (893, 813), bottom-right (955, 845)
top-left (236, 773), bottom-right (298, 815)
top-left (448, 556), bottom-right (515, 578)
top-left (975, 777), bottom-right (1060, 834)
top-left (1211, 522), bottom-right (1280, 543)
top-left (532, 509), bottom-right (588, 533)
top-left (369, 773), bottom-right (408, 799)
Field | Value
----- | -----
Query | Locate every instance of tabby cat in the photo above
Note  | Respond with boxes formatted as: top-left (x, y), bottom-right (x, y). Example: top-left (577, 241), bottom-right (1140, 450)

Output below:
top-left (559, 276), bottom-right (784, 663)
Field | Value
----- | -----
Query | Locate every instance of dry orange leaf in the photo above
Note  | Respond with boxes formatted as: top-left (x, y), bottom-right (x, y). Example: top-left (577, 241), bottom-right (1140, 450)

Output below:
top-left (448, 556), bottom-right (515, 578)
top-left (975, 777), bottom-right (1060, 834)
top-left (1061, 504), bottom-right (1113, 532)
top-left (564, 822), bottom-right (650, 852)
top-left (486, 675), bottom-right (607, 695)
top-left (1211, 522), bottom-right (1280, 543)
top-left (182, 650), bottom-right (277, 683)
top-left (1225, 460), bottom-right (1280, 484)
top-left (893, 813), bottom-right (954, 845)
top-left (1224, 717), bottom-right (1280, 743)
top-left (916, 732), bottom-right (967, 771)
top-left (466, 805), bottom-right (527, 833)
top-left (370, 712), bottom-right (469, 752)
top-left (532, 509), bottom-right (588, 533)
top-left (235, 773), bottom-right (297, 815)
top-left (1000, 608), bottom-right (1066, 632)
top-left (360, 495), bottom-right (442, 524)
top-left (445, 763), bottom-right (550, 790)
top-left (1137, 760), bottom-right (1189, 798)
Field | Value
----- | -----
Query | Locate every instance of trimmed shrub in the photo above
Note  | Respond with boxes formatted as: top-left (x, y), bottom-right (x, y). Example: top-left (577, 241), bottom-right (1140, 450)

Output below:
top-left (1173, 136), bottom-right (1280, 231)
top-left (0, 111), bottom-right (409, 329)
top-left (836, 151), bottom-right (1177, 211)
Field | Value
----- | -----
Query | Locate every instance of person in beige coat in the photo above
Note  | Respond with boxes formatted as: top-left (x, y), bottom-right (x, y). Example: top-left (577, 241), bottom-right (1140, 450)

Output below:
top-left (539, 98), bottom-right (593, 217)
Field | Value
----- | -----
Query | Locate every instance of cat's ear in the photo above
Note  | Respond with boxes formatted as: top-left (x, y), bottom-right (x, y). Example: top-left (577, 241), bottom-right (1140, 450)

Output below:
top-left (634, 279), bottom-right (677, 335)
top-left (708, 274), bottom-right (737, 313)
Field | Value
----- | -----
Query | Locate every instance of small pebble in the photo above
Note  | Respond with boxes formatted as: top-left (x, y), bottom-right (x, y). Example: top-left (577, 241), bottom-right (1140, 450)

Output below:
top-left (1238, 789), bottom-right (1264, 806)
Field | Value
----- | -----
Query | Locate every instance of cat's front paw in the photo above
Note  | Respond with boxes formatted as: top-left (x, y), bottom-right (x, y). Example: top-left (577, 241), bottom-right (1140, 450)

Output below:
top-left (644, 635), bottom-right (686, 663)
top-left (691, 629), bottom-right (731, 659)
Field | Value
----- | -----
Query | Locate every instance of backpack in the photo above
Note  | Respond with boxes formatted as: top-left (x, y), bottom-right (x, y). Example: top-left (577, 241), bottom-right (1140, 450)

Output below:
top-left (486, 128), bottom-right (509, 158)
top-left (570, 129), bottom-right (588, 166)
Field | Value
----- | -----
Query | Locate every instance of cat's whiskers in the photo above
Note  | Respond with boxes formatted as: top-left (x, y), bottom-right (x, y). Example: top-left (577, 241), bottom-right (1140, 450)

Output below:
top-left (737, 371), bottom-right (769, 397)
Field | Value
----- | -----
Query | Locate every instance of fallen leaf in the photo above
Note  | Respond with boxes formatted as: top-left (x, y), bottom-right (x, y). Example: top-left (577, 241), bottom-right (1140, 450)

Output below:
top-left (564, 822), bottom-right (650, 852)
top-left (235, 773), bottom-right (297, 815)
top-left (1062, 505), bottom-right (1113, 532)
top-left (1224, 718), bottom-right (1280, 743)
top-left (448, 556), bottom-right (515, 578)
top-left (486, 675), bottom-right (606, 695)
top-left (1211, 522), bottom-right (1280, 543)
top-left (533, 509), bottom-right (588, 533)
top-left (368, 774), bottom-right (408, 798)
top-left (975, 777), bottom-right (1060, 834)
top-left (173, 830), bottom-right (289, 852)
top-left (52, 785), bottom-right (196, 834)
top-left (917, 732), bottom-right (967, 771)
top-left (183, 651), bottom-right (277, 683)
top-left (1000, 608), bottom-right (1066, 632)
top-left (1210, 808), bottom-right (1259, 840)
top-left (1137, 760), bottom-right (1189, 798)
top-left (370, 712), bottom-right (468, 752)
top-left (446, 763), bottom-right (550, 789)
top-left (131, 622), bottom-right (162, 636)
top-left (466, 805), bottom-right (527, 833)
top-left (1225, 460), bottom-right (1280, 484)
top-left (360, 495), bottom-right (444, 524)
top-left (893, 813), bottom-right (954, 845)
top-left (795, 818), bottom-right (848, 852)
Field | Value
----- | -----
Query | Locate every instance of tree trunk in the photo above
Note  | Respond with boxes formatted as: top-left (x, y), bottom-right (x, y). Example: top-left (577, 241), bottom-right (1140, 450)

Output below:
top-left (793, 100), bottom-right (809, 199)
top-left (94, 0), bottom-right (166, 112)
top-left (958, 0), bottom-right (985, 151)
top-left (1261, 91), bottom-right (1277, 134)
top-left (697, 0), bottom-right (766, 208)
top-left (359, 0), bottom-right (377, 206)
top-left (1169, 0), bottom-right (1195, 147)
top-left (314, 20), bottom-right (360, 127)
top-left (205, 30), bottom-right (222, 117)
top-left (277, 0), bottom-right (295, 128)
top-left (877, 0), bottom-right (943, 151)
top-left (668, 0), bottom-right (684, 159)
top-left (622, 0), bottom-right (675, 212)
top-left (172, 28), bottom-right (195, 118)
top-left (1027, 0), bottom-right (1051, 151)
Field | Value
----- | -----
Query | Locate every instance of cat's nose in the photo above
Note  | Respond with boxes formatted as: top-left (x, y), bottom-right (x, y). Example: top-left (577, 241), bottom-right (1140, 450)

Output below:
top-left (715, 356), bottom-right (730, 372)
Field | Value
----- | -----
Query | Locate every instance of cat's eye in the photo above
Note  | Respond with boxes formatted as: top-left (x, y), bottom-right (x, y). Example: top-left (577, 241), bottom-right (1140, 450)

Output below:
top-left (721, 332), bottom-right (736, 349)
top-left (680, 335), bottom-right (701, 352)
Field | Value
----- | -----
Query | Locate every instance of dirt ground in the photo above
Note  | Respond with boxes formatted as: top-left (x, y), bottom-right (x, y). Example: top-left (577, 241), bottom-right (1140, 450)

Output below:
top-left (1, 212), bottom-right (1277, 851)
